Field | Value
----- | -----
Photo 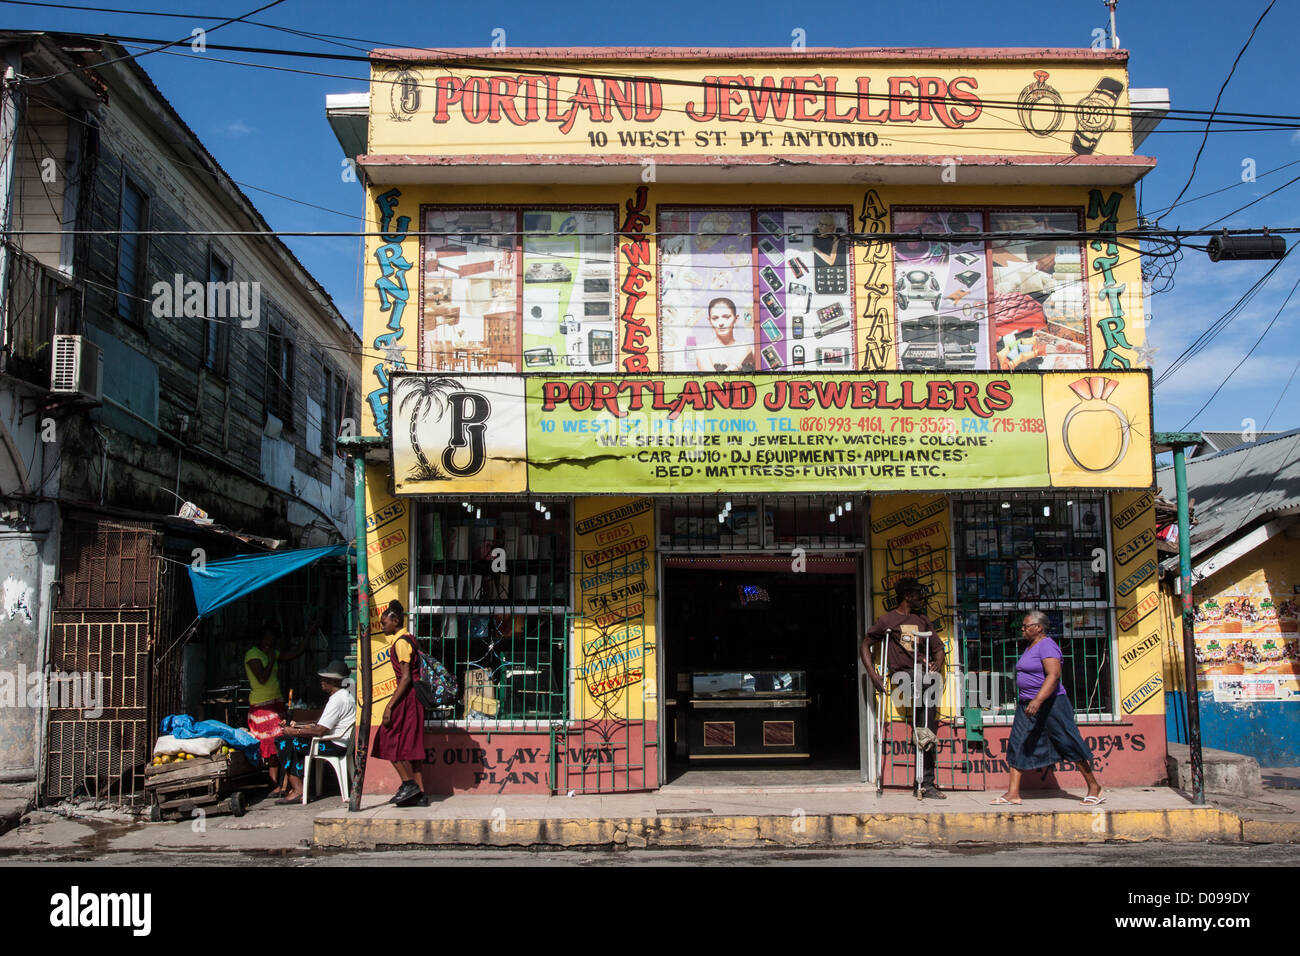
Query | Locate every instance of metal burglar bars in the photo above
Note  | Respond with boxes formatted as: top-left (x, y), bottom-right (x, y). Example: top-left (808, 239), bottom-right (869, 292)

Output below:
top-left (45, 516), bottom-right (160, 803)
top-left (411, 499), bottom-right (571, 727)
top-left (408, 498), bottom-right (657, 793)
top-left (1, 243), bottom-right (80, 387)
top-left (952, 492), bottom-right (1114, 718)
top-left (562, 545), bottom-right (652, 795)
top-left (658, 494), bottom-right (864, 551)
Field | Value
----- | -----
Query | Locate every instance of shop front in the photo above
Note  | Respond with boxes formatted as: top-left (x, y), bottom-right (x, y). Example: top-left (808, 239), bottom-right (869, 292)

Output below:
top-left (337, 45), bottom-right (1170, 796)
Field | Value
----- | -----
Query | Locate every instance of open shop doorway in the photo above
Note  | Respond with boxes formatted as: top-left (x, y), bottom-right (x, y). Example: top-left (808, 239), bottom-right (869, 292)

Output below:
top-left (661, 563), bottom-right (861, 787)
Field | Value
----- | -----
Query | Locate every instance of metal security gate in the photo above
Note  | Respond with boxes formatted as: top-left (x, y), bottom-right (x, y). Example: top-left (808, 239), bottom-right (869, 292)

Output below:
top-left (44, 515), bottom-right (161, 803)
top-left (556, 547), bottom-right (654, 794)
top-left (44, 609), bottom-right (152, 801)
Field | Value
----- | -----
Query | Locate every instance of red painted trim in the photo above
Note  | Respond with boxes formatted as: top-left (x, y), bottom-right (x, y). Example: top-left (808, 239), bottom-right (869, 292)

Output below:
top-left (370, 47), bottom-right (1129, 65)
top-left (360, 153), bottom-right (1157, 169)
top-left (363, 722), bottom-right (661, 794)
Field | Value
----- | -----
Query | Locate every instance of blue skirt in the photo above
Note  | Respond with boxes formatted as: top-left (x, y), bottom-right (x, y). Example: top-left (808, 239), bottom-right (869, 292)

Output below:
top-left (1006, 695), bottom-right (1094, 771)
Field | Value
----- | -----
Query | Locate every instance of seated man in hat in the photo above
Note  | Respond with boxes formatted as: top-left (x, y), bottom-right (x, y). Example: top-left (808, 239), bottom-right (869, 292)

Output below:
top-left (272, 660), bottom-right (355, 804)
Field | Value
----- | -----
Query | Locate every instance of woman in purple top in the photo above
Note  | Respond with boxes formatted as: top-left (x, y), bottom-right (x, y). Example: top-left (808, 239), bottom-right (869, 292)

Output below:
top-left (994, 610), bottom-right (1103, 805)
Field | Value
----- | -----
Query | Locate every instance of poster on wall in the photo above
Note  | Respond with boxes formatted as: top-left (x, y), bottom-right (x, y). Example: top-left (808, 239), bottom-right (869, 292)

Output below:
top-left (892, 209), bottom-right (988, 371)
top-left (753, 209), bottom-right (855, 371)
top-left (1194, 594), bottom-right (1300, 699)
top-left (658, 208), bottom-right (755, 373)
top-left (421, 208), bottom-right (519, 372)
top-left (521, 208), bottom-right (617, 372)
top-left (990, 211), bottom-right (1089, 370)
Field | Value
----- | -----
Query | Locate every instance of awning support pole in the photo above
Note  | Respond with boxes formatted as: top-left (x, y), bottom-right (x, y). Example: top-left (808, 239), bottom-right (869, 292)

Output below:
top-left (340, 436), bottom-right (384, 812)
top-left (1156, 431), bottom-right (1204, 805)
top-left (1172, 443), bottom-right (1204, 804)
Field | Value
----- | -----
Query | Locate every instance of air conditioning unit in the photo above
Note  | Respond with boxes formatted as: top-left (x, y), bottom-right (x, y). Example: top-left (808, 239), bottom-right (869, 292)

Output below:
top-left (50, 334), bottom-right (104, 402)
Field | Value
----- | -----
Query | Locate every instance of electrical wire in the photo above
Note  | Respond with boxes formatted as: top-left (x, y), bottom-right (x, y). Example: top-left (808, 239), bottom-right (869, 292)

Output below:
top-left (1200, 172), bottom-right (1300, 230)
top-left (15, 27), bottom-right (1300, 246)
top-left (1178, 260), bottom-right (1300, 428)
top-left (1153, 251), bottom-right (1289, 388)
top-left (24, 0), bottom-right (290, 84)
top-left (1159, 0), bottom-right (1277, 213)
top-left (24, 29), bottom-right (1300, 146)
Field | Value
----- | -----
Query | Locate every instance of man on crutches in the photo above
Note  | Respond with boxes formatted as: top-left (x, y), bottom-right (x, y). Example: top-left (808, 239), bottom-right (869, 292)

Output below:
top-left (861, 577), bottom-right (946, 799)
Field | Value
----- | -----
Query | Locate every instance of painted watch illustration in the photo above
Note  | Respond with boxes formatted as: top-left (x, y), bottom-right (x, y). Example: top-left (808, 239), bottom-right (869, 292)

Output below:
top-left (1071, 77), bottom-right (1124, 155)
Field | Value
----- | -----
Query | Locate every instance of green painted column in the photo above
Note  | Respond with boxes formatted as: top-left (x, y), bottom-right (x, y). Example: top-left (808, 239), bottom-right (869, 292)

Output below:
top-left (340, 436), bottom-right (383, 812)
top-left (1173, 444), bottom-right (1204, 804)
top-left (1157, 431), bottom-right (1204, 805)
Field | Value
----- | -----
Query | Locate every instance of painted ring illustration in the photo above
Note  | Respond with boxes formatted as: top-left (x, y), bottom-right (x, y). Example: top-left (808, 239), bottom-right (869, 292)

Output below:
top-left (1017, 72), bottom-right (1064, 137)
top-left (1062, 399), bottom-right (1132, 472)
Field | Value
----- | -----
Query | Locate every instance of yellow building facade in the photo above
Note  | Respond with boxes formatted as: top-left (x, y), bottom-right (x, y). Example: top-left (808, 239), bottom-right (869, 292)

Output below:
top-left (339, 47), bottom-right (1168, 794)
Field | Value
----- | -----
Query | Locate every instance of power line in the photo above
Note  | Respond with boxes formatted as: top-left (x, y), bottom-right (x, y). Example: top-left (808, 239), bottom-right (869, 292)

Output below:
top-left (1, 225), bottom-right (1289, 242)
top-left (1153, 248), bottom-right (1291, 388)
top-left (1160, 0), bottom-right (1277, 213)
top-left (1201, 173), bottom-right (1300, 229)
top-left (1140, 157), bottom-right (1300, 222)
top-left (23, 90), bottom-right (363, 222)
top-left (26, 0), bottom-right (290, 84)
top-left (1178, 260), bottom-right (1300, 428)
top-left (20, 26), bottom-right (1300, 135)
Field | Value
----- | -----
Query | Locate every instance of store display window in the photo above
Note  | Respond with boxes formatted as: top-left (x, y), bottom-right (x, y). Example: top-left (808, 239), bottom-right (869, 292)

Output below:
top-left (892, 207), bottom-right (1092, 372)
top-left (419, 207), bottom-right (618, 373)
top-left (989, 210), bottom-right (1089, 370)
top-left (411, 500), bottom-right (571, 724)
top-left (953, 493), bottom-right (1114, 717)
top-left (657, 207), bottom-right (855, 372)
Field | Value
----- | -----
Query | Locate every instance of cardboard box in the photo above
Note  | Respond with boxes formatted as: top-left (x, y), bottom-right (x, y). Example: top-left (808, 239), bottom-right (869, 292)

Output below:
top-left (463, 667), bottom-right (499, 716)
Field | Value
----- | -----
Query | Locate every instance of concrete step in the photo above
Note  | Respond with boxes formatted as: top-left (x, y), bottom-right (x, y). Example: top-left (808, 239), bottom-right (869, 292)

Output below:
top-left (1166, 743), bottom-right (1263, 796)
top-left (314, 787), bottom-right (1258, 849)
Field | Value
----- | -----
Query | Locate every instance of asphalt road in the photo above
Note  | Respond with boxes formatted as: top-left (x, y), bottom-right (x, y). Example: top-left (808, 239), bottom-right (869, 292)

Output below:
top-left (2, 841), bottom-right (1298, 866)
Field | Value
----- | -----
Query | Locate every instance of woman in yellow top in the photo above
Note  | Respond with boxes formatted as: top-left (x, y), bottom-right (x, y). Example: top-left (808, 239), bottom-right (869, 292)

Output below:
top-left (244, 623), bottom-right (308, 794)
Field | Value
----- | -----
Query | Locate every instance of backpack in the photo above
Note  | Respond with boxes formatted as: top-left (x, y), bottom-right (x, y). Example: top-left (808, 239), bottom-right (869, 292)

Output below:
top-left (400, 636), bottom-right (458, 709)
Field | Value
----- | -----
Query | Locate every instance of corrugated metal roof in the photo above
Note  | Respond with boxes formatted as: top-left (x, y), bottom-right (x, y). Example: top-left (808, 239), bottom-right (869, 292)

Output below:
top-left (1156, 427), bottom-right (1300, 560)
top-left (1192, 430), bottom-right (1281, 457)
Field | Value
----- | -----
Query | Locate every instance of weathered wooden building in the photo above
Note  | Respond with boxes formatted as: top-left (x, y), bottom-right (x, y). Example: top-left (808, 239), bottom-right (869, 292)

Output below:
top-left (0, 33), bottom-right (361, 802)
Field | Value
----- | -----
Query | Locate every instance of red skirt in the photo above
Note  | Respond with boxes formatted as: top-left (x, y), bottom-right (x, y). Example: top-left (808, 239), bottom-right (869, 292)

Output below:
top-left (247, 700), bottom-right (287, 760)
top-left (372, 689), bottom-right (425, 762)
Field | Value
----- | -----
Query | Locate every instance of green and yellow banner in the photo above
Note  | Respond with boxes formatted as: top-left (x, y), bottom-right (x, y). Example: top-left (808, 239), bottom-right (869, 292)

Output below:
top-left (390, 370), bottom-right (1153, 495)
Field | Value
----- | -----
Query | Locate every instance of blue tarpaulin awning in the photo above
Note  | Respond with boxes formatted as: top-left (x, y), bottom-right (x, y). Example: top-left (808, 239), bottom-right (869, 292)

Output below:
top-left (187, 543), bottom-right (351, 618)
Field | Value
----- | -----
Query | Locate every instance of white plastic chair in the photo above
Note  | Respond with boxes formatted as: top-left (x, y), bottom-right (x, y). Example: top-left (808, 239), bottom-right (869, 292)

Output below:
top-left (302, 730), bottom-right (354, 805)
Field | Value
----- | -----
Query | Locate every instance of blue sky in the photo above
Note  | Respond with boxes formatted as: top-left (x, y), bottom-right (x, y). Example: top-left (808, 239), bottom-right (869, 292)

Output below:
top-left (9, 0), bottom-right (1299, 438)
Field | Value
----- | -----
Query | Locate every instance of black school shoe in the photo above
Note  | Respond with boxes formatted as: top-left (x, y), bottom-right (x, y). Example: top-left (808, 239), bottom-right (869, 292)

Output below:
top-left (920, 784), bottom-right (947, 800)
top-left (394, 786), bottom-right (429, 808)
top-left (389, 781), bottom-right (419, 805)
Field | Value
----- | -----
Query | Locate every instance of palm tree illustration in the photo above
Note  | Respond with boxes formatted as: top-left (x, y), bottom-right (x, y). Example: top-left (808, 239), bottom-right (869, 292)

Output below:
top-left (399, 377), bottom-right (462, 480)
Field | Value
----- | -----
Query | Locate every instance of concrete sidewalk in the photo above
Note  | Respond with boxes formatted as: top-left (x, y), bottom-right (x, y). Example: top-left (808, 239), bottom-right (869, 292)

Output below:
top-left (0, 784), bottom-right (35, 838)
top-left (2, 778), bottom-right (1296, 856)
top-left (314, 782), bottom-right (1300, 849)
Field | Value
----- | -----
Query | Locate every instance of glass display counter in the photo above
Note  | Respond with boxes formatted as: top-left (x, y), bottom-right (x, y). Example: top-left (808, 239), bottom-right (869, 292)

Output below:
top-left (687, 670), bottom-right (810, 760)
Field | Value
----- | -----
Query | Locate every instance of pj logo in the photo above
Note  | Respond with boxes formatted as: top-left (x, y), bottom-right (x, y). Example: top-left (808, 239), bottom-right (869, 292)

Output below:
top-left (396, 376), bottom-right (491, 481)
top-left (442, 392), bottom-right (491, 478)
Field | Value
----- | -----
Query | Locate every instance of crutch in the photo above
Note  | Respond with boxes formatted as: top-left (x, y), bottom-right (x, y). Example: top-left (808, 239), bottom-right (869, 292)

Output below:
top-left (913, 632), bottom-right (923, 799)
top-left (912, 630), bottom-right (935, 799)
top-left (875, 631), bottom-right (889, 796)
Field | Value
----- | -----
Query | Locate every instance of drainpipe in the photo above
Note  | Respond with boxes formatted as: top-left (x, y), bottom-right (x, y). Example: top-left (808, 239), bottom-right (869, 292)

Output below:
top-left (1156, 431), bottom-right (1204, 804)
top-left (338, 435), bottom-right (383, 811)
top-left (0, 57), bottom-right (23, 344)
